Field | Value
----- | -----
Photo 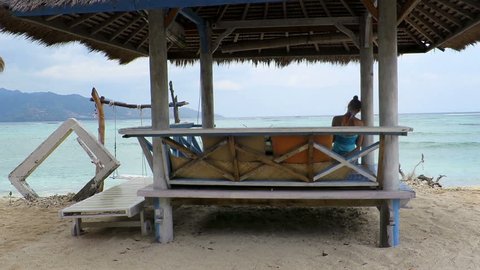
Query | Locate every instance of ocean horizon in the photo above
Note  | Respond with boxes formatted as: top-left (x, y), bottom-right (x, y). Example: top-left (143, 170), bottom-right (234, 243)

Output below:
top-left (1, 111), bottom-right (479, 197)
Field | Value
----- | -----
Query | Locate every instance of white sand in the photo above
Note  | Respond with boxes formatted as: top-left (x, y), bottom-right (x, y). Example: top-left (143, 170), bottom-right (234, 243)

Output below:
top-left (1, 187), bottom-right (479, 270)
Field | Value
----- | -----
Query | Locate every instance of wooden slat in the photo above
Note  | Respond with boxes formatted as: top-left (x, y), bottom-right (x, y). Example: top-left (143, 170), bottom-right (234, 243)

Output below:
top-left (228, 136), bottom-right (240, 181)
top-left (235, 144), bottom-right (310, 182)
top-left (307, 136), bottom-right (314, 180)
top-left (169, 178), bottom-right (378, 187)
top-left (138, 186), bottom-right (415, 200)
top-left (120, 126), bottom-right (413, 137)
top-left (61, 178), bottom-right (152, 218)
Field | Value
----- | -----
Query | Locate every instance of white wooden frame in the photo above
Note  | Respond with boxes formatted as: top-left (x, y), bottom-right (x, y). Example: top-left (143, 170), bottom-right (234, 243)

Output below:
top-left (8, 118), bottom-right (120, 200)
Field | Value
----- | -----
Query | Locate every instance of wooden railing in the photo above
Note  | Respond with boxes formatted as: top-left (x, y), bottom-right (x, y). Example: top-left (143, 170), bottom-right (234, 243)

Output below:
top-left (119, 126), bottom-right (412, 188)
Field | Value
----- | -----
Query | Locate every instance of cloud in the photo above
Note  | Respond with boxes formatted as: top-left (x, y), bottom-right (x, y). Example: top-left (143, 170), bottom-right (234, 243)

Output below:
top-left (215, 79), bottom-right (242, 91)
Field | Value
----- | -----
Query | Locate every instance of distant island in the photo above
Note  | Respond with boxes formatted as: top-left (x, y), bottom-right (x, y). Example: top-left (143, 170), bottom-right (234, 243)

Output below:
top-left (0, 88), bottom-right (206, 122)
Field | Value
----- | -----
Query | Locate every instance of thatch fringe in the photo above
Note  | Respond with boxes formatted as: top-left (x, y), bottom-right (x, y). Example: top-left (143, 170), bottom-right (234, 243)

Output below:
top-left (0, 56), bottom-right (4, 72)
top-left (442, 24), bottom-right (480, 51)
top-left (172, 55), bottom-right (357, 68)
top-left (0, 8), bottom-right (141, 64)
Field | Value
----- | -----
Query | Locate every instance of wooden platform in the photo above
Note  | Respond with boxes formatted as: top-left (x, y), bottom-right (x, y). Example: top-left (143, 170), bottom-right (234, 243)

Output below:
top-left (60, 177), bottom-right (152, 236)
top-left (138, 185), bottom-right (414, 200)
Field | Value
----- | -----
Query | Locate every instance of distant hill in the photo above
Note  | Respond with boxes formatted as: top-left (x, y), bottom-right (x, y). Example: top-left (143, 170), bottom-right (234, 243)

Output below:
top-left (0, 88), bottom-right (205, 122)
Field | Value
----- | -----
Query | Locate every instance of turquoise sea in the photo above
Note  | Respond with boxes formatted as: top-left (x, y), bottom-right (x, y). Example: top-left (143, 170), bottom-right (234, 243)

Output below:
top-left (1, 112), bottom-right (479, 197)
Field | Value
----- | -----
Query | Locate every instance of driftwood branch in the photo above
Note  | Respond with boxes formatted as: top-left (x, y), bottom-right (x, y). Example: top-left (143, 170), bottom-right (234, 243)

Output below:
top-left (89, 97), bottom-right (188, 109)
top-left (400, 153), bottom-right (445, 188)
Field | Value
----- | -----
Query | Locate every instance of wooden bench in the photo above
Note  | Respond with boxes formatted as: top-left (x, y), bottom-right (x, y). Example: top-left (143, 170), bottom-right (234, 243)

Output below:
top-left (119, 126), bottom-right (414, 247)
top-left (60, 177), bottom-right (152, 236)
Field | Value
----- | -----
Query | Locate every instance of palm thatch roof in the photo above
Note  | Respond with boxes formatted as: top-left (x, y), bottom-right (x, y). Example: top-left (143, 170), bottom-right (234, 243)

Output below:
top-left (1, 0), bottom-right (479, 66)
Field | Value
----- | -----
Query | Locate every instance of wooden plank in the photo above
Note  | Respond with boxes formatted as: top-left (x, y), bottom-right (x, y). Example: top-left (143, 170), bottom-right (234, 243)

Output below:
top-left (137, 186), bottom-right (415, 200)
top-left (221, 33), bottom-right (351, 53)
top-left (397, 0), bottom-right (422, 25)
top-left (228, 136), bottom-right (240, 181)
top-left (169, 178), bottom-right (378, 187)
top-left (172, 198), bottom-right (385, 207)
top-left (119, 126), bottom-right (413, 137)
top-left (307, 136), bottom-right (314, 180)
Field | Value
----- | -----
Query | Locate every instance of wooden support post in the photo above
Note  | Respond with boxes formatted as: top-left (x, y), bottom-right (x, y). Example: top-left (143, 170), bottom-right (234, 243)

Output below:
top-left (379, 199), bottom-right (400, 247)
top-left (91, 88), bottom-right (106, 191)
top-left (149, 8), bottom-right (173, 243)
top-left (378, 0), bottom-right (399, 247)
top-left (359, 13), bottom-right (375, 168)
top-left (199, 22), bottom-right (214, 128)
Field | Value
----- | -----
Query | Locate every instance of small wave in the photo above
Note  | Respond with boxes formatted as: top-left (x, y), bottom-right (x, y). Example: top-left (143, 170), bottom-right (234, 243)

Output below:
top-left (443, 112), bottom-right (480, 116)
top-left (459, 123), bottom-right (480, 126)
top-left (401, 141), bottom-right (480, 148)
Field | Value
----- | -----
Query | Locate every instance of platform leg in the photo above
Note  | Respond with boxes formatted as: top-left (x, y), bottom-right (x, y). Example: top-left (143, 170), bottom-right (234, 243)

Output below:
top-left (140, 210), bottom-right (147, 236)
top-left (379, 199), bottom-right (400, 247)
top-left (72, 218), bottom-right (82, 237)
top-left (153, 198), bottom-right (173, 243)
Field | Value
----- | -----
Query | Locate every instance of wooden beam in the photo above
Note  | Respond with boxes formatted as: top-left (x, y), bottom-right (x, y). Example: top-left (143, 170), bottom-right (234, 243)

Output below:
top-left (91, 13), bottom-right (125, 35)
top-left (361, 0), bottom-right (379, 20)
top-left (410, 12), bottom-right (445, 39)
top-left (405, 17), bottom-right (435, 43)
top-left (397, 0), bottom-right (422, 26)
top-left (213, 17), bottom-right (359, 29)
top-left (45, 14), bottom-right (62, 21)
top-left (422, 1), bottom-right (462, 27)
top-left (221, 33), bottom-right (351, 53)
top-left (216, 4), bottom-right (230, 22)
top-left (123, 20), bottom-right (147, 44)
top-left (212, 28), bottom-right (235, 53)
top-left (120, 126), bottom-right (413, 138)
top-left (402, 27), bottom-right (426, 47)
top-left (335, 23), bottom-right (359, 48)
top-left (340, 0), bottom-right (355, 16)
top-left (428, 14), bottom-right (480, 51)
top-left (461, 0), bottom-right (480, 10)
top-left (415, 6), bottom-right (452, 33)
top-left (436, 0), bottom-right (475, 20)
top-left (164, 8), bottom-right (179, 27)
top-left (23, 17), bottom-right (147, 57)
top-left (109, 15), bottom-right (143, 41)
top-left (68, 13), bottom-right (97, 28)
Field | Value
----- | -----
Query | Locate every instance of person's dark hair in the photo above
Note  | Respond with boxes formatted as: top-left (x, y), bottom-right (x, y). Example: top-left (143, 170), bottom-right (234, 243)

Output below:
top-left (348, 95), bottom-right (361, 111)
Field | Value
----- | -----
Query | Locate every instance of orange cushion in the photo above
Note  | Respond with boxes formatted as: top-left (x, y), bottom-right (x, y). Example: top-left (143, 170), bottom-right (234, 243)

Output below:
top-left (271, 135), bottom-right (332, 164)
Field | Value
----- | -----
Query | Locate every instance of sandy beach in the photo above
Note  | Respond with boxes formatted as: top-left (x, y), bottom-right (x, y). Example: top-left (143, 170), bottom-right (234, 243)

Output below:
top-left (1, 186), bottom-right (479, 270)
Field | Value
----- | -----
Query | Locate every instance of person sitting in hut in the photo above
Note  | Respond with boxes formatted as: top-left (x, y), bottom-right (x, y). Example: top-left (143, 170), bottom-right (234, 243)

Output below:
top-left (331, 95), bottom-right (364, 156)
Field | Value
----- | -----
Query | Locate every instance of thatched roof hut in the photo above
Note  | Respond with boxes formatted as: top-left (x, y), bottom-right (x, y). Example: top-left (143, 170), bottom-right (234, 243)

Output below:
top-left (1, 0), bottom-right (479, 65)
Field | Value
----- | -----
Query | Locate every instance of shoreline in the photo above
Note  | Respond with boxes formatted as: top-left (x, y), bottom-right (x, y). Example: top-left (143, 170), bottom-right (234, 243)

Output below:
top-left (1, 187), bottom-right (480, 269)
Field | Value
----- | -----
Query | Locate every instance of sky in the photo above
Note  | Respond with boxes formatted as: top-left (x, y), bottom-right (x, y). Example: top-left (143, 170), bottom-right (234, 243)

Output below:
top-left (1, 32), bottom-right (479, 117)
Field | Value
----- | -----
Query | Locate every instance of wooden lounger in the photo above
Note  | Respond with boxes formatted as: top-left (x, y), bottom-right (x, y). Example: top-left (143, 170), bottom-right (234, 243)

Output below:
top-left (60, 177), bottom-right (152, 236)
